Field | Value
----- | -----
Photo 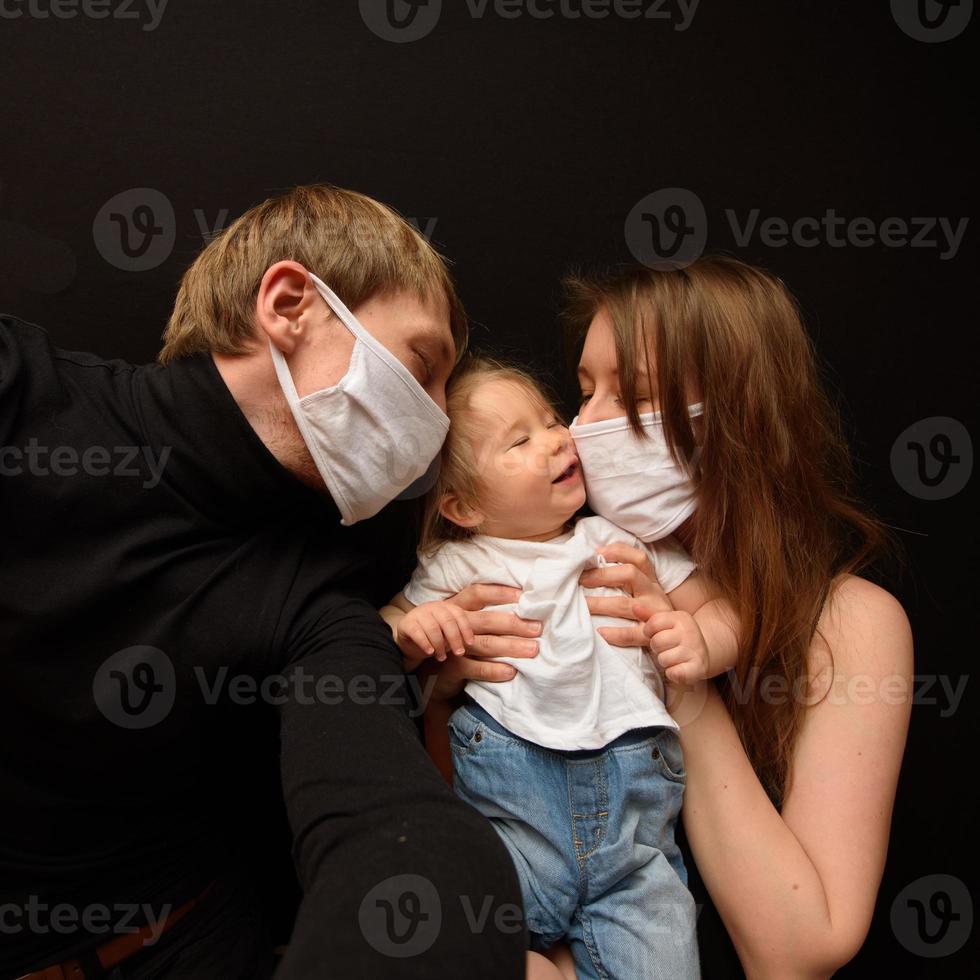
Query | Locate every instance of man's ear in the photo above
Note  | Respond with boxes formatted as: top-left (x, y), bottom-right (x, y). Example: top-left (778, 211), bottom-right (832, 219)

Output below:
top-left (255, 260), bottom-right (320, 355)
top-left (440, 492), bottom-right (484, 529)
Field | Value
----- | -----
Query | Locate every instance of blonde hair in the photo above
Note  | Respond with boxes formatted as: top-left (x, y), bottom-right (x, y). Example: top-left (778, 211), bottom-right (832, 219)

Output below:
top-left (563, 256), bottom-right (895, 808)
top-left (159, 184), bottom-right (468, 364)
top-left (417, 354), bottom-right (564, 557)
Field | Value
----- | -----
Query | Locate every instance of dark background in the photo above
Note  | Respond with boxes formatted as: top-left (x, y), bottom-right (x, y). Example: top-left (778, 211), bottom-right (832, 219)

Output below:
top-left (1, 1), bottom-right (975, 976)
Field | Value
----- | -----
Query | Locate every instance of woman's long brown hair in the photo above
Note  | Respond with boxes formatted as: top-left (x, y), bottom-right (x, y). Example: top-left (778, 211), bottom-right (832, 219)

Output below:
top-left (563, 256), bottom-right (894, 807)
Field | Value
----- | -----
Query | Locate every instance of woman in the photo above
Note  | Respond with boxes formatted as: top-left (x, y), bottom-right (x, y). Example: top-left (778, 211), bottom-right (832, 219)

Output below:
top-left (421, 256), bottom-right (912, 978)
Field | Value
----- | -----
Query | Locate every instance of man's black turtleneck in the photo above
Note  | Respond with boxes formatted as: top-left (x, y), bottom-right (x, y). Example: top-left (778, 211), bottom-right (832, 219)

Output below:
top-left (0, 316), bottom-right (525, 977)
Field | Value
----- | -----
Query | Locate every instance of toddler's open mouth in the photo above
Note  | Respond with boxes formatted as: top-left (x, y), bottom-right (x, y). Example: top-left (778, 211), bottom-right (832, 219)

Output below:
top-left (552, 460), bottom-right (580, 484)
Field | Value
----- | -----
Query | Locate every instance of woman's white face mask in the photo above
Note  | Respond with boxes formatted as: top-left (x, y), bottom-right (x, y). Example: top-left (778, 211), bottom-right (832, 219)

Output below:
top-left (268, 273), bottom-right (450, 526)
top-left (569, 404), bottom-right (703, 542)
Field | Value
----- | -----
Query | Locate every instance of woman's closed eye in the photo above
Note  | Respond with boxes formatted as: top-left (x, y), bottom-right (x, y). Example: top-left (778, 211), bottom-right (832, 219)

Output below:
top-left (580, 392), bottom-right (622, 405)
top-left (579, 392), bottom-right (650, 405)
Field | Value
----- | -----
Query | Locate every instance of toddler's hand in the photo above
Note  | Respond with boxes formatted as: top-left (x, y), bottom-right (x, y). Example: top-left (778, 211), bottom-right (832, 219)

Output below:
top-left (396, 601), bottom-right (475, 662)
top-left (644, 610), bottom-right (711, 685)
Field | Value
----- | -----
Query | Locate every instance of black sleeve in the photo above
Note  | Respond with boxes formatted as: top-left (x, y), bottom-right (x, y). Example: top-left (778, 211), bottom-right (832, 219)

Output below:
top-left (0, 318), bottom-right (27, 445)
top-left (275, 594), bottom-right (527, 978)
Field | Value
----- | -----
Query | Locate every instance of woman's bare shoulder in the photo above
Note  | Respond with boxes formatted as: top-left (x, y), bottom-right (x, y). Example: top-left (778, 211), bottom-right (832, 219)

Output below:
top-left (814, 573), bottom-right (913, 678)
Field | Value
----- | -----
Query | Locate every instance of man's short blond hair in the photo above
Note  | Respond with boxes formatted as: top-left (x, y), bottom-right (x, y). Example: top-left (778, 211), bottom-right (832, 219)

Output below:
top-left (159, 184), bottom-right (468, 364)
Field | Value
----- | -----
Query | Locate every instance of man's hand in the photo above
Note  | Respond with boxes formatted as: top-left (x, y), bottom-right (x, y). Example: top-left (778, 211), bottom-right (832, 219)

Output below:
top-left (418, 584), bottom-right (542, 702)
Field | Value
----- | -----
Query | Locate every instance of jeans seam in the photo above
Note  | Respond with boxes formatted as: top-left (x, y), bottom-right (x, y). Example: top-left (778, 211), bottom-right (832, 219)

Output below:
top-left (570, 758), bottom-right (608, 863)
top-left (575, 906), bottom-right (610, 980)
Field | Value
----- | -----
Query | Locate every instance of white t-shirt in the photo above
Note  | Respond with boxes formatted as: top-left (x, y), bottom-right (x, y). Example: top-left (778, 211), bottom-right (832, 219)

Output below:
top-left (403, 515), bottom-right (696, 750)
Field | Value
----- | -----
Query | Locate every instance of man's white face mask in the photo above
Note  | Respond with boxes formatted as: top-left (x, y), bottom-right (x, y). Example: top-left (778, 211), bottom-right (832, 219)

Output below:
top-left (268, 273), bottom-right (450, 526)
top-left (569, 404), bottom-right (703, 541)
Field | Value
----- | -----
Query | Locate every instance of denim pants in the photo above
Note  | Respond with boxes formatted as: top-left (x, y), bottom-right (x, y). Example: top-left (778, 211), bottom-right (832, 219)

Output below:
top-left (449, 698), bottom-right (700, 980)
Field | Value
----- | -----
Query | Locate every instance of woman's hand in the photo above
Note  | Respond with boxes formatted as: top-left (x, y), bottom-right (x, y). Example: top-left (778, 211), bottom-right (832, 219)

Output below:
top-left (418, 583), bottom-right (542, 702)
top-left (579, 542), bottom-right (709, 717)
top-left (578, 541), bottom-right (674, 646)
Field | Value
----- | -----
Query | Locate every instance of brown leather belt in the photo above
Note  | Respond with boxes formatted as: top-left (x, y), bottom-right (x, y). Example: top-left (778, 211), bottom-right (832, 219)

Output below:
top-left (15, 881), bottom-right (215, 980)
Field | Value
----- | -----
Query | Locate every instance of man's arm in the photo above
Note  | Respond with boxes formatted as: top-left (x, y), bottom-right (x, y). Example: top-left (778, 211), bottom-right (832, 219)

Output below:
top-left (275, 593), bottom-right (526, 977)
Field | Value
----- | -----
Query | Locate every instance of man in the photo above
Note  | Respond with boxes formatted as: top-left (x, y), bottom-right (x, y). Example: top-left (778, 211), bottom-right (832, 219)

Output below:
top-left (0, 185), bottom-right (527, 978)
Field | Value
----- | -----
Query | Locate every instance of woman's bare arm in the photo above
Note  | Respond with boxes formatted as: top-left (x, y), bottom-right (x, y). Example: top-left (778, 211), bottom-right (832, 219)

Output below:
top-left (666, 576), bottom-right (913, 978)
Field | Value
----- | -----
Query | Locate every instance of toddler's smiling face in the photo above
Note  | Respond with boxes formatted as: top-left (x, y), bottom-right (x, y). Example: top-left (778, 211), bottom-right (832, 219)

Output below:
top-left (442, 378), bottom-right (586, 542)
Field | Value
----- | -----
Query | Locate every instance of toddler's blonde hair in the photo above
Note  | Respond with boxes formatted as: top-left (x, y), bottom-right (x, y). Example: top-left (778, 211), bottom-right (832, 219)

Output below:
top-left (417, 354), bottom-right (565, 557)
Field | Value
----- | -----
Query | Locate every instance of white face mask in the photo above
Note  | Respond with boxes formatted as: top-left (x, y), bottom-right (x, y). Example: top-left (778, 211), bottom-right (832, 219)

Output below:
top-left (269, 273), bottom-right (450, 526)
top-left (569, 404), bottom-right (703, 542)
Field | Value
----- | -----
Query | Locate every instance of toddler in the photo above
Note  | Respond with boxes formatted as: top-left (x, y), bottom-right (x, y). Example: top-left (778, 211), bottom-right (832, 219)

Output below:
top-left (382, 357), bottom-right (737, 980)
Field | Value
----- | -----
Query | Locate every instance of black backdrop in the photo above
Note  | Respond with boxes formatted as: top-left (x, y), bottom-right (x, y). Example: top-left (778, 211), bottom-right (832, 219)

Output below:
top-left (1, 2), bottom-right (976, 977)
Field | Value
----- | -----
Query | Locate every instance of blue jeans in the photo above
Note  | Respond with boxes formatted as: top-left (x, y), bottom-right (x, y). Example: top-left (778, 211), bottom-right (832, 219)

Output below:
top-left (449, 698), bottom-right (700, 980)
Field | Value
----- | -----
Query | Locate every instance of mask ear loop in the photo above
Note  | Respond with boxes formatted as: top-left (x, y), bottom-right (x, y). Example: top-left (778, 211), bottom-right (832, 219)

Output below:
top-left (268, 339), bottom-right (302, 406)
top-left (267, 338), bottom-right (354, 524)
